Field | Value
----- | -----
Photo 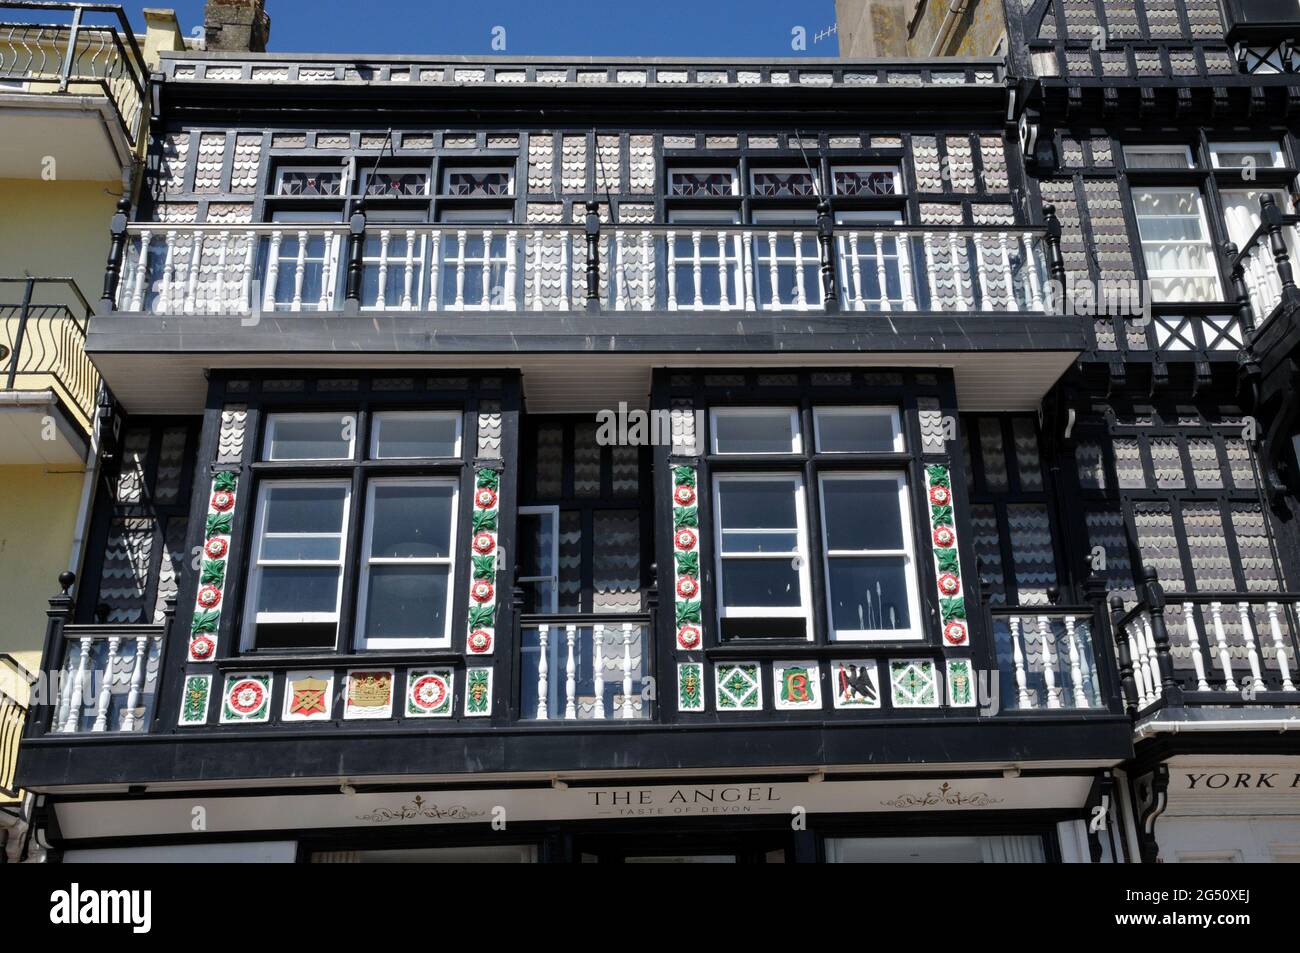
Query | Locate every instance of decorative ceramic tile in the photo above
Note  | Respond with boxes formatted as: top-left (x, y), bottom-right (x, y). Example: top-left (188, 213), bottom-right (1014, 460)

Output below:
top-left (677, 662), bottom-right (705, 713)
top-left (464, 667), bottom-right (493, 717)
top-left (466, 467), bottom-right (500, 655)
top-left (670, 465), bottom-right (704, 651)
top-left (406, 669), bottom-right (454, 718)
top-left (715, 663), bottom-right (762, 710)
top-left (889, 659), bottom-right (939, 708)
top-left (946, 658), bottom-right (976, 708)
top-left (219, 673), bottom-right (272, 724)
top-left (178, 674), bottom-right (211, 726)
top-left (773, 662), bottom-right (821, 710)
top-left (189, 471), bottom-right (238, 662)
top-left (343, 669), bottom-right (395, 719)
top-left (925, 465), bottom-right (969, 647)
top-left (282, 670), bottom-right (334, 722)
top-left (830, 660), bottom-right (881, 709)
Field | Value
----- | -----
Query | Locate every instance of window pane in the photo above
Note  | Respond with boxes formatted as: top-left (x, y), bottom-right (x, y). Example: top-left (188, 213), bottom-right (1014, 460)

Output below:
top-left (371, 413), bottom-right (460, 458)
top-left (828, 557), bottom-right (911, 631)
top-left (718, 479), bottom-right (798, 534)
top-left (362, 565), bottom-right (450, 638)
top-left (713, 412), bottom-right (797, 453)
top-left (263, 485), bottom-right (347, 536)
top-left (369, 483), bottom-right (454, 558)
top-left (261, 535), bottom-right (343, 561)
top-left (1123, 147), bottom-right (1191, 169)
top-left (256, 566), bottom-right (341, 614)
top-left (721, 559), bottom-right (802, 607)
top-left (816, 409), bottom-right (900, 452)
top-left (822, 478), bottom-right (904, 551)
top-left (267, 416), bottom-right (351, 460)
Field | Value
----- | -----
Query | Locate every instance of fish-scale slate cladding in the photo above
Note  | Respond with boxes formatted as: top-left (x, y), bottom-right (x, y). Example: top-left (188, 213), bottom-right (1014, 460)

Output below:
top-left (206, 203), bottom-right (253, 225)
top-left (979, 137), bottom-right (1008, 191)
top-left (527, 134), bottom-right (554, 194)
top-left (558, 510), bottom-right (582, 611)
top-left (1149, 437), bottom-right (1185, 489)
top-left (592, 511), bottom-right (641, 613)
top-left (912, 136), bottom-right (944, 192)
top-left (534, 424), bottom-right (563, 498)
top-left (1184, 503), bottom-right (1234, 591)
top-left (193, 132), bottom-right (227, 193)
top-left (969, 503), bottom-right (1009, 603)
top-left (100, 518), bottom-right (153, 623)
top-left (1085, 507), bottom-right (1134, 597)
top-left (230, 133), bottom-right (262, 193)
top-left (1075, 439), bottom-right (1107, 489)
top-left (561, 135), bottom-right (587, 193)
top-left (1012, 419), bottom-right (1044, 490)
top-left (216, 405), bottom-right (247, 465)
top-left (670, 401), bottom-right (698, 457)
top-left (115, 429), bottom-right (150, 503)
top-left (1133, 504), bottom-right (1186, 588)
top-left (159, 132), bottom-right (190, 194)
top-left (595, 135), bottom-right (621, 193)
top-left (945, 136), bottom-right (976, 191)
top-left (152, 518), bottom-right (188, 624)
top-left (572, 422), bottom-right (601, 497)
top-left (476, 402), bottom-right (503, 459)
top-left (154, 428), bottom-right (189, 504)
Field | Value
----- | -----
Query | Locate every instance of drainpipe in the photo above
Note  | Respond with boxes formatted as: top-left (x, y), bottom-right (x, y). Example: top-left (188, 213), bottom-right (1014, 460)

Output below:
top-left (927, 0), bottom-right (972, 58)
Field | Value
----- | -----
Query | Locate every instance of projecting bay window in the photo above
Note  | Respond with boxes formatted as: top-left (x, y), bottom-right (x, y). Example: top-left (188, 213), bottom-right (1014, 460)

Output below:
top-left (241, 410), bottom-right (465, 652)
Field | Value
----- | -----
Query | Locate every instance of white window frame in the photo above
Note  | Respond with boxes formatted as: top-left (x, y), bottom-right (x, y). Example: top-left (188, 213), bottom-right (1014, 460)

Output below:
top-left (1208, 141), bottom-right (1286, 170)
top-left (354, 476), bottom-right (459, 650)
top-left (263, 412), bottom-right (355, 462)
top-left (668, 167), bottom-right (739, 197)
top-left (273, 164), bottom-right (349, 196)
top-left (1132, 186), bottom-right (1223, 301)
top-left (710, 406), bottom-right (802, 455)
top-left (749, 167), bottom-right (821, 198)
top-left (361, 166), bottom-right (432, 197)
top-left (517, 504), bottom-right (560, 614)
top-left (441, 166), bottom-right (515, 197)
top-left (1122, 145), bottom-right (1194, 170)
top-left (241, 479), bottom-right (352, 649)
top-left (368, 410), bottom-right (462, 459)
top-left (712, 472), bottom-right (814, 638)
top-left (818, 471), bottom-right (922, 641)
top-left (813, 406), bottom-right (905, 453)
top-left (831, 165), bottom-right (903, 197)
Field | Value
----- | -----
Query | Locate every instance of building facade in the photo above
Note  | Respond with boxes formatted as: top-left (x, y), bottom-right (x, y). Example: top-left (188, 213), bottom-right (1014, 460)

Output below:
top-left (9, 0), bottom-right (1300, 863)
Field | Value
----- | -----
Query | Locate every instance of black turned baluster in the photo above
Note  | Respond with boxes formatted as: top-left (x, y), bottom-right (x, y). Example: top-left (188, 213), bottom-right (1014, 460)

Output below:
top-left (1225, 242), bottom-right (1256, 336)
top-left (1043, 203), bottom-right (1066, 312)
top-left (1142, 567), bottom-right (1182, 708)
top-left (100, 198), bottom-right (132, 313)
top-left (584, 201), bottom-right (601, 312)
top-left (344, 201), bottom-right (366, 314)
top-left (1260, 194), bottom-right (1296, 294)
top-left (817, 198), bottom-right (839, 312)
top-left (1110, 594), bottom-right (1138, 720)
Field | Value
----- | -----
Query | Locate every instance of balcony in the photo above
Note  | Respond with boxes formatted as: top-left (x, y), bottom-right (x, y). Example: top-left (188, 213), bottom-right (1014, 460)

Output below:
top-left (1110, 572), bottom-right (1300, 727)
top-left (0, 276), bottom-right (98, 463)
top-left (0, 654), bottom-right (33, 802)
top-left (991, 606), bottom-right (1108, 712)
top-left (519, 615), bottom-right (653, 721)
top-left (0, 2), bottom-right (145, 178)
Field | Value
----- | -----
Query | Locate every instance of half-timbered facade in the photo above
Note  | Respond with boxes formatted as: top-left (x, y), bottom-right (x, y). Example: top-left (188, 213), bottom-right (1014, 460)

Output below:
top-left (11, 0), bottom-right (1300, 863)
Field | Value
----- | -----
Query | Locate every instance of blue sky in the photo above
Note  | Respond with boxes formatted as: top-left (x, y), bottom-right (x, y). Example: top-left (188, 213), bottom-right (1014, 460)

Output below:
top-left (108, 1), bottom-right (841, 56)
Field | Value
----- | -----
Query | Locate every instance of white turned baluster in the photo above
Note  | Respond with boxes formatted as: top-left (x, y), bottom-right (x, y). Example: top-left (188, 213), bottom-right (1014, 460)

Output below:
top-left (1143, 617), bottom-right (1162, 699)
top-left (1128, 614), bottom-right (1153, 706)
top-left (717, 230), bottom-right (730, 309)
top-left (1023, 232), bottom-right (1043, 311)
top-left (240, 230), bottom-right (255, 312)
top-left (319, 232), bottom-right (337, 309)
top-left (52, 648), bottom-right (78, 735)
top-left (972, 233), bottom-right (991, 309)
top-left (128, 230), bottom-right (151, 311)
top-left (159, 230), bottom-right (177, 312)
top-left (621, 623), bottom-right (635, 719)
top-left (1038, 615), bottom-right (1061, 709)
top-left (846, 233), bottom-right (863, 311)
top-left (1064, 615), bottom-right (1088, 708)
top-left (428, 231), bottom-right (441, 309)
top-left (592, 624), bottom-right (606, 719)
top-left (185, 230), bottom-right (203, 313)
top-left (119, 634), bottom-right (150, 732)
top-left (92, 636), bottom-right (121, 732)
top-left (529, 231), bottom-right (543, 310)
top-left (376, 230), bottom-right (391, 308)
top-left (640, 230), bottom-right (653, 310)
top-left (793, 231), bottom-right (807, 309)
top-left (1009, 616), bottom-right (1030, 708)
top-left (1183, 603), bottom-right (1211, 691)
top-left (564, 624), bottom-right (577, 719)
top-left (691, 231), bottom-right (703, 308)
top-left (560, 232), bottom-right (571, 310)
top-left (873, 230), bottom-right (890, 311)
top-left (950, 232), bottom-right (971, 311)
top-left (741, 231), bottom-right (755, 309)
top-left (480, 229), bottom-right (493, 307)
top-left (998, 233), bottom-right (1018, 311)
top-left (402, 229), bottom-right (416, 309)
top-left (923, 232), bottom-right (940, 309)
top-left (504, 229), bottom-right (518, 309)
top-left (1209, 601), bottom-right (1238, 692)
top-left (666, 230), bottom-right (678, 309)
top-left (765, 231), bottom-right (781, 310)
top-left (613, 231), bottom-right (625, 310)
top-left (535, 625), bottom-right (550, 720)
top-left (1266, 602), bottom-right (1296, 691)
top-left (454, 229), bottom-right (467, 309)
top-left (214, 229), bottom-right (229, 311)
top-left (62, 637), bottom-right (92, 732)
top-left (290, 230), bottom-right (308, 311)
top-left (898, 234), bottom-right (917, 311)
top-left (1238, 602), bottom-right (1265, 692)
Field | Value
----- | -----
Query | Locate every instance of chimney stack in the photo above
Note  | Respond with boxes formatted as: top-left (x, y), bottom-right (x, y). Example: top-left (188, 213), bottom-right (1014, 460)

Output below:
top-left (203, 0), bottom-right (271, 53)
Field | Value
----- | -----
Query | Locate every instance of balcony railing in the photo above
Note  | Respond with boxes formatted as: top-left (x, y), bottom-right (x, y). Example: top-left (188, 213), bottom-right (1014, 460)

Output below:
top-left (0, 2), bottom-right (146, 146)
top-left (991, 607), bottom-right (1107, 711)
top-left (519, 614), bottom-right (653, 721)
top-left (113, 221), bottom-right (1051, 316)
top-left (48, 623), bottom-right (165, 734)
top-left (0, 654), bottom-right (34, 798)
top-left (1227, 196), bottom-right (1300, 332)
top-left (1111, 571), bottom-right (1300, 715)
top-left (0, 276), bottom-right (98, 432)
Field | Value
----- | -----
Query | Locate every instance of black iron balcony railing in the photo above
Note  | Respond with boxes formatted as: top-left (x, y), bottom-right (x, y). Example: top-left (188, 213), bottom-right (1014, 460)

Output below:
top-left (0, 2), bottom-right (146, 146)
top-left (0, 654), bottom-right (34, 798)
top-left (106, 203), bottom-right (1062, 319)
top-left (1228, 196), bottom-right (1300, 332)
top-left (0, 276), bottom-right (98, 432)
top-left (1110, 569), bottom-right (1300, 717)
